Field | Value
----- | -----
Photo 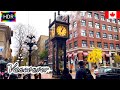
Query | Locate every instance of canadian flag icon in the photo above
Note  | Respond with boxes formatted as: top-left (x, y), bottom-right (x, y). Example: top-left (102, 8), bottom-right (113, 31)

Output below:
top-left (105, 11), bottom-right (120, 19)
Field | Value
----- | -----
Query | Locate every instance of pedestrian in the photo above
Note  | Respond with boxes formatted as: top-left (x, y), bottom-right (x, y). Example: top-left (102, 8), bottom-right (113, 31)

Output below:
top-left (0, 73), bottom-right (3, 79)
top-left (60, 68), bottom-right (72, 79)
top-left (23, 74), bottom-right (30, 79)
top-left (38, 73), bottom-right (41, 79)
top-left (75, 61), bottom-right (87, 79)
top-left (3, 72), bottom-right (9, 79)
top-left (18, 74), bottom-right (22, 78)
top-left (85, 68), bottom-right (94, 80)
top-left (34, 74), bottom-right (39, 79)
top-left (9, 73), bottom-right (18, 79)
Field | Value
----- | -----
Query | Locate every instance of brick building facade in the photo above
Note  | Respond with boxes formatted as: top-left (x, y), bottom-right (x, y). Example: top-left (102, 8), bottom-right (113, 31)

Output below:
top-left (48, 11), bottom-right (120, 70)
top-left (66, 11), bottom-right (120, 70)
top-left (0, 23), bottom-right (13, 61)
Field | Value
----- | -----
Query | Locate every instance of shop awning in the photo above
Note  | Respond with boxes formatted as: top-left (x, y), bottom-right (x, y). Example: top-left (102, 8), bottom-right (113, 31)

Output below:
top-left (106, 54), bottom-right (110, 57)
top-left (74, 53), bottom-right (78, 56)
top-left (83, 52), bottom-right (88, 56)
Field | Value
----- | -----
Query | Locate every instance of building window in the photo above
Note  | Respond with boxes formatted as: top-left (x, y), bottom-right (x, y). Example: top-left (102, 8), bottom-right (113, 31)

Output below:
top-left (110, 43), bottom-right (114, 49)
top-left (107, 19), bottom-right (111, 22)
top-left (108, 25), bottom-right (112, 31)
top-left (114, 35), bottom-right (119, 40)
top-left (69, 43), bottom-right (72, 49)
top-left (108, 34), bottom-right (113, 39)
top-left (116, 44), bottom-right (119, 49)
top-left (90, 41), bottom-right (94, 47)
top-left (103, 33), bottom-right (107, 38)
top-left (113, 26), bottom-right (118, 32)
top-left (82, 40), bottom-right (87, 47)
top-left (112, 19), bottom-right (117, 23)
top-left (81, 30), bottom-right (87, 36)
top-left (74, 31), bottom-right (78, 37)
top-left (74, 41), bottom-right (78, 47)
top-left (69, 33), bottom-right (72, 39)
top-left (89, 31), bottom-right (94, 37)
top-left (81, 20), bottom-right (86, 26)
top-left (101, 15), bottom-right (105, 21)
top-left (69, 25), bottom-right (72, 30)
top-left (96, 32), bottom-right (101, 38)
top-left (88, 12), bottom-right (92, 18)
top-left (95, 23), bottom-right (100, 29)
top-left (97, 42), bottom-right (102, 48)
top-left (104, 43), bottom-right (108, 49)
top-left (94, 13), bottom-right (99, 19)
top-left (73, 21), bottom-right (77, 28)
top-left (88, 21), bottom-right (93, 27)
top-left (118, 19), bottom-right (120, 24)
top-left (80, 11), bottom-right (86, 16)
top-left (102, 24), bottom-right (106, 30)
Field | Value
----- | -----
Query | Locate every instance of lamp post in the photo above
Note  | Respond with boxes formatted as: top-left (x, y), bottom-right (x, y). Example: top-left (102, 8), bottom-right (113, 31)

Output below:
top-left (17, 54), bottom-right (23, 66)
top-left (24, 34), bottom-right (38, 79)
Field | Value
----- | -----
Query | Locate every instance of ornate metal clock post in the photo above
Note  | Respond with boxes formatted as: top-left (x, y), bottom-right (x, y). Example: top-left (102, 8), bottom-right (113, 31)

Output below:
top-left (49, 11), bottom-right (69, 78)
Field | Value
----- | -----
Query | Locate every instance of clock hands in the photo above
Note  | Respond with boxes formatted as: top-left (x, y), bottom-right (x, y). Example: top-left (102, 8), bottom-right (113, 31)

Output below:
top-left (61, 27), bottom-right (63, 32)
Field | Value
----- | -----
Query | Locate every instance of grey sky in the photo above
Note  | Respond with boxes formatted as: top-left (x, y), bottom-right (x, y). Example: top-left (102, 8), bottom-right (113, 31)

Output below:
top-left (2, 11), bottom-right (70, 56)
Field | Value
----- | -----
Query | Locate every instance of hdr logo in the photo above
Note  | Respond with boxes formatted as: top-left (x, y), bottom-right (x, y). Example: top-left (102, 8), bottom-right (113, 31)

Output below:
top-left (1, 11), bottom-right (16, 22)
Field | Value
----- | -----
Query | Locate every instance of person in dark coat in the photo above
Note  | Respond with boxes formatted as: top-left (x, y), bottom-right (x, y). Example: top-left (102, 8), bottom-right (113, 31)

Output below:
top-left (60, 68), bottom-right (72, 79)
top-left (85, 68), bottom-right (94, 79)
top-left (9, 73), bottom-right (18, 79)
top-left (75, 61), bottom-right (87, 79)
top-left (38, 73), bottom-right (41, 79)
top-left (23, 74), bottom-right (30, 79)
top-left (34, 74), bottom-right (39, 79)
top-left (3, 72), bottom-right (9, 79)
top-left (0, 74), bottom-right (3, 79)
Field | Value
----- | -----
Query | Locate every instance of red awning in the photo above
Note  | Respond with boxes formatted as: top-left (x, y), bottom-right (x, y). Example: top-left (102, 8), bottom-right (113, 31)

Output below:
top-left (74, 53), bottom-right (78, 56)
top-left (68, 54), bottom-right (72, 57)
top-left (83, 52), bottom-right (88, 56)
top-left (106, 54), bottom-right (110, 57)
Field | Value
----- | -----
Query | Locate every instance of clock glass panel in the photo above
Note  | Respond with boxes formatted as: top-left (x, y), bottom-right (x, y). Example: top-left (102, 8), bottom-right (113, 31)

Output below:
top-left (56, 25), bottom-right (67, 37)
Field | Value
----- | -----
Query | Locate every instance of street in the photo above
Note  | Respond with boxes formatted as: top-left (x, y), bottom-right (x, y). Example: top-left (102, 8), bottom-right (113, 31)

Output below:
top-left (19, 70), bottom-right (95, 79)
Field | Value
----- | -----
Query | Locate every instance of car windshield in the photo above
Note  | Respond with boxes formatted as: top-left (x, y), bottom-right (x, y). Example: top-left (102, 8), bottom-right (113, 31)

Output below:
top-left (104, 68), bottom-right (112, 73)
top-left (98, 67), bottom-right (112, 73)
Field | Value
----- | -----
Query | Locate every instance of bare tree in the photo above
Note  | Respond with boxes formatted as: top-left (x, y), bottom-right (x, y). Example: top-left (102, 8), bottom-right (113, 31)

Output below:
top-left (13, 23), bottom-right (37, 56)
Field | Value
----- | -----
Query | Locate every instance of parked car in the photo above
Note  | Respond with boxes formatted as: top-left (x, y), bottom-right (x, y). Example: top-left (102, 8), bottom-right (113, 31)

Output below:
top-left (96, 66), bottom-right (120, 79)
top-left (94, 66), bottom-right (109, 75)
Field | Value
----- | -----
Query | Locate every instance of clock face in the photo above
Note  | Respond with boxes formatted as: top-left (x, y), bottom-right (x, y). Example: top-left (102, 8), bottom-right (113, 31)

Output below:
top-left (56, 25), bottom-right (67, 37)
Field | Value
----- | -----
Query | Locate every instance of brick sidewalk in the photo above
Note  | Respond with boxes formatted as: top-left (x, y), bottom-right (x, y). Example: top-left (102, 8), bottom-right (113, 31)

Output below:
top-left (18, 70), bottom-right (95, 79)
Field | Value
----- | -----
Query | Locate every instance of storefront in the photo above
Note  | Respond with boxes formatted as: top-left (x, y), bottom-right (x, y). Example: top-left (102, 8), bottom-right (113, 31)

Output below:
top-left (67, 52), bottom-right (78, 72)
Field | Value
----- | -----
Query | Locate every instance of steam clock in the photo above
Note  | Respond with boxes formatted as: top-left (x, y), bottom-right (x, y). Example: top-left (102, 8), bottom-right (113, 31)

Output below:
top-left (49, 12), bottom-right (69, 78)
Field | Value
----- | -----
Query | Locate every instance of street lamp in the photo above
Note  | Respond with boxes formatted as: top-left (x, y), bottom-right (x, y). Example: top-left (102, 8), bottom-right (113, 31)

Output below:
top-left (17, 54), bottom-right (23, 66)
top-left (24, 34), bottom-right (38, 66)
top-left (24, 34), bottom-right (38, 79)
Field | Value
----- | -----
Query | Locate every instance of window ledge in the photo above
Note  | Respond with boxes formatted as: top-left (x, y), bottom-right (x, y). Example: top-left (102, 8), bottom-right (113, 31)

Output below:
top-left (89, 36), bottom-right (94, 38)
